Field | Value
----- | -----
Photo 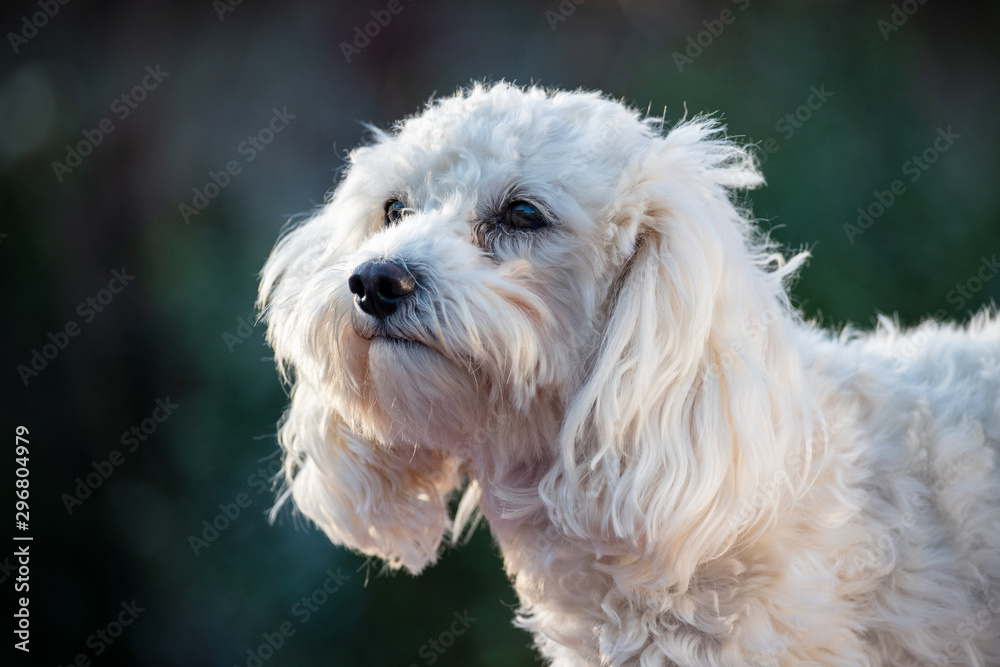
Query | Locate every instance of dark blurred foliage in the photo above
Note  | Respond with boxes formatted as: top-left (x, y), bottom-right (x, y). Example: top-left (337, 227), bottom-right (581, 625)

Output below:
top-left (1, 1), bottom-right (997, 665)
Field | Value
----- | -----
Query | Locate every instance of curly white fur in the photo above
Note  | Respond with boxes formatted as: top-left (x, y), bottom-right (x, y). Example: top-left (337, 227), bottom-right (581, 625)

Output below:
top-left (258, 83), bottom-right (1000, 666)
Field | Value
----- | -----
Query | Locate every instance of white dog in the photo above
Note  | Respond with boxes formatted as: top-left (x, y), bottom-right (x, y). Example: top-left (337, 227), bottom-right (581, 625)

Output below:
top-left (257, 83), bottom-right (1000, 666)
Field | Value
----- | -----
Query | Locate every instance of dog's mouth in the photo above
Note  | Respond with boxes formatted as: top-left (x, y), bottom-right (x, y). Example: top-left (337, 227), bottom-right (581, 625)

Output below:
top-left (369, 333), bottom-right (427, 349)
top-left (351, 315), bottom-right (450, 359)
top-left (358, 325), bottom-right (438, 355)
top-left (366, 331), bottom-right (450, 373)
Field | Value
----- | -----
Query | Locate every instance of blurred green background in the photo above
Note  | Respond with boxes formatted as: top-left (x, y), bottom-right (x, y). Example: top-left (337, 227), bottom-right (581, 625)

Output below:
top-left (2, 1), bottom-right (998, 665)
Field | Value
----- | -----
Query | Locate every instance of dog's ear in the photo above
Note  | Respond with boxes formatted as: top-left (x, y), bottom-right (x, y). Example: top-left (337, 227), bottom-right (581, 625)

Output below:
top-left (258, 192), bottom-right (473, 573)
top-left (272, 380), bottom-right (464, 573)
top-left (541, 119), bottom-right (817, 589)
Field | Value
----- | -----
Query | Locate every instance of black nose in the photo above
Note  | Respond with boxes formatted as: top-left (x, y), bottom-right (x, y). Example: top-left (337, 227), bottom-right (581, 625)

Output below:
top-left (348, 259), bottom-right (416, 319)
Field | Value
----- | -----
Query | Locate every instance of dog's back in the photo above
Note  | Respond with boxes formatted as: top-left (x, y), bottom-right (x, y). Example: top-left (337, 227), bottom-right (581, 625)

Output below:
top-left (801, 313), bottom-right (1000, 665)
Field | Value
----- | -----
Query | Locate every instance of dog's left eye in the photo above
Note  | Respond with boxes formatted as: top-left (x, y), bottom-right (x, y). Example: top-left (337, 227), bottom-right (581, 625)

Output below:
top-left (503, 201), bottom-right (547, 230)
top-left (384, 199), bottom-right (407, 226)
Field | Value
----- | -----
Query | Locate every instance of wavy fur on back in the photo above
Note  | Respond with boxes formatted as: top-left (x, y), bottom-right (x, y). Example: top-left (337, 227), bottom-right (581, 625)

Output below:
top-left (258, 83), bottom-right (1000, 666)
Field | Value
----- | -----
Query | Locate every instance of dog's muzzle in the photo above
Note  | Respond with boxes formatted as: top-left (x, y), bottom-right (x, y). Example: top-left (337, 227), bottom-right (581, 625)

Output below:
top-left (348, 259), bottom-right (416, 319)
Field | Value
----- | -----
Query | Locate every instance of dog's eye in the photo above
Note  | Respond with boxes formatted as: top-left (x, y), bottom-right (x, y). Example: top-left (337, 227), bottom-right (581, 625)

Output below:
top-left (384, 199), bottom-right (407, 226)
top-left (503, 201), bottom-right (547, 230)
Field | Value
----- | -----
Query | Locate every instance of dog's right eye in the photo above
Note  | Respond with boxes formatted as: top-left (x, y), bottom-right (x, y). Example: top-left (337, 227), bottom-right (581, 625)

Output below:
top-left (384, 199), bottom-right (407, 226)
top-left (503, 201), bottom-right (547, 230)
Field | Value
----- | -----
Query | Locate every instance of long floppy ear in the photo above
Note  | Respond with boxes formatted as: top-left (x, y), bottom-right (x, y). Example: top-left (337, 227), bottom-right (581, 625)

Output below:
top-left (540, 118), bottom-right (819, 590)
top-left (270, 380), bottom-right (463, 573)
top-left (258, 199), bottom-right (468, 574)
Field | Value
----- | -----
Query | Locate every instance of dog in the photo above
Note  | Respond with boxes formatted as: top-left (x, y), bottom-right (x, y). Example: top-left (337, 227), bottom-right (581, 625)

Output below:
top-left (257, 83), bottom-right (1000, 666)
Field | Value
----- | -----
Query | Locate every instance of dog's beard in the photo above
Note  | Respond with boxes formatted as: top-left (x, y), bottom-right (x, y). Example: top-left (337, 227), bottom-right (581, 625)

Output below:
top-left (365, 335), bottom-right (488, 447)
top-left (329, 296), bottom-right (545, 451)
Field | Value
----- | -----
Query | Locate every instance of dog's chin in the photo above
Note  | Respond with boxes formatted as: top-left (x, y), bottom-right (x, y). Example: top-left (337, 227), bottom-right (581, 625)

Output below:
top-left (367, 334), bottom-right (436, 365)
top-left (362, 334), bottom-right (484, 444)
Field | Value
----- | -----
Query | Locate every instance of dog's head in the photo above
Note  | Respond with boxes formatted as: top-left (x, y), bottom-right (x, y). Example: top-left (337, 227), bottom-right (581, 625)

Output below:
top-left (259, 83), bottom-right (817, 581)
